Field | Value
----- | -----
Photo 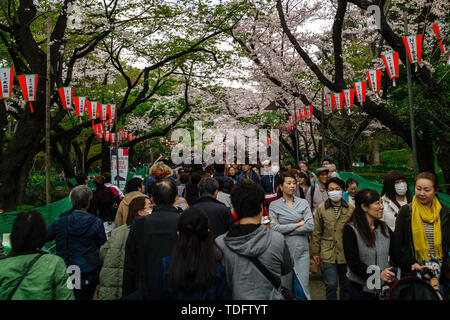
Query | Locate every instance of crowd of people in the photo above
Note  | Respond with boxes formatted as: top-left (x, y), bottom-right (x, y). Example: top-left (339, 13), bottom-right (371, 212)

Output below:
top-left (1, 157), bottom-right (449, 301)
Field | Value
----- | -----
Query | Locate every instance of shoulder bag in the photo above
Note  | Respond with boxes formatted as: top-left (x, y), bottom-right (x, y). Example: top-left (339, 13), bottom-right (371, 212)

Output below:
top-left (7, 253), bottom-right (45, 300)
top-left (248, 256), bottom-right (295, 300)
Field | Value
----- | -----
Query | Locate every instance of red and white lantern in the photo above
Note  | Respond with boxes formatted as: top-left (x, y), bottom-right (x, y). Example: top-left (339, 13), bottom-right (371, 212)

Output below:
top-left (382, 52), bottom-right (399, 86)
top-left (343, 89), bottom-right (354, 108)
top-left (98, 104), bottom-right (109, 121)
top-left (18, 74), bottom-right (38, 113)
top-left (334, 92), bottom-right (344, 110)
top-left (107, 104), bottom-right (116, 120)
top-left (0, 68), bottom-right (14, 100)
top-left (353, 82), bottom-right (367, 106)
top-left (74, 97), bottom-right (87, 117)
top-left (87, 101), bottom-right (98, 119)
top-left (367, 69), bottom-right (382, 96)
top-left (403, 35), bottom-right (423, 71)
top-left (58, 87), bottom-right (73, 110)
top-left (325, 94), bottom-right (332, 111)
top-left (309, 105), bottom-right (313, 119)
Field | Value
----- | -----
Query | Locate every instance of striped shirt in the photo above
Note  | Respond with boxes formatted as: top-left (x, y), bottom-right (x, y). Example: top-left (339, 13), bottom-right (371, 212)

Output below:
top-left (333, 206), bottom-right (340, 217)
top-left (423, 222), bottom-right (435, 256)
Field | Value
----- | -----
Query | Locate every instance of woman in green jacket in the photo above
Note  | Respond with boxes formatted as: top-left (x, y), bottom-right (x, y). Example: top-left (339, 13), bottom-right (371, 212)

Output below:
top-left (98, 196), bottom-right (151, 300)
top-left (0, 211), bottom-right (74, 300)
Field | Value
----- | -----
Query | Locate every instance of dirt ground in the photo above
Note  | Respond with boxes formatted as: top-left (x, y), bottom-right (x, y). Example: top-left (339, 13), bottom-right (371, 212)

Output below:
top-left (309, 272), bottom-right (326, 300)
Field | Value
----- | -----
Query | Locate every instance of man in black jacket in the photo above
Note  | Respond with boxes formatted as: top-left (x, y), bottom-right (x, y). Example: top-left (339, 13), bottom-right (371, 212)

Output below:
top-left (192, 177), bottom-right (235, 239)
top-left (122, 179), bottom-right (180, 299)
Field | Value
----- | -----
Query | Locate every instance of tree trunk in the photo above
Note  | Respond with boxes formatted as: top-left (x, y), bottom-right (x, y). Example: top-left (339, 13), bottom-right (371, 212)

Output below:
top-left (337, 144), bottom-right (353, 171)
top-left (370, 139), bottom-right (381, 165)
top-left (416, 138), bottom-right (435, 174)
top-left (0, 111), bottom-right (45, 211)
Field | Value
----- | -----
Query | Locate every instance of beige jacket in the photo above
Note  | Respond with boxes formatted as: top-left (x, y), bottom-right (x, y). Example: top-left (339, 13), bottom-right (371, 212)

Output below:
top-left (311, 199), bottom-right (354, 264)
top-left (114, 191), bottom-right (147, 228)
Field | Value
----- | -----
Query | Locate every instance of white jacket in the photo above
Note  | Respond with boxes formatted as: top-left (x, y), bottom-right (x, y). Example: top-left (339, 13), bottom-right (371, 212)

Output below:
top-left (381, 195), bottom-right (401, 231)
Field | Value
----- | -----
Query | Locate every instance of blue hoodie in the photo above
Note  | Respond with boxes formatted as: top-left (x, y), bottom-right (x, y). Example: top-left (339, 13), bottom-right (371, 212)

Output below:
top-left (48, 210), bottom-right (106, 266)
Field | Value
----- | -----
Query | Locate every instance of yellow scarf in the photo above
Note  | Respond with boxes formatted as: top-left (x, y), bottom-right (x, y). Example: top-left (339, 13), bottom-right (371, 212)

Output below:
top-left (411, 196), bottom-right (442, 262)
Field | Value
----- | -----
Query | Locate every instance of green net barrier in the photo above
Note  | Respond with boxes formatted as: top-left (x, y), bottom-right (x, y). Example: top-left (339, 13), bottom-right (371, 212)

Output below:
top-left (0, 197), bottom-right (72, 254)
top-left (338, 172), bottom-right (450, 208)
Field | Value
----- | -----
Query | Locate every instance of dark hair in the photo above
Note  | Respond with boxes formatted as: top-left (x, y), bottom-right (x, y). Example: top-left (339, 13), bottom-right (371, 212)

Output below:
top-left (190, 172), bottom-right (201, 185)
top-left (214, 177), bottom-right (224, 192)
top-left (93, 175), bottom-right (105, 187)
top-left (214, 164), bottom-right (225, 173)
top-left (198, 178), bottom-right (219, 196)
top-left (347, 188), bottom-right (389, 247)
top-left (381, 170), bottom-right (412, 208)
top-left (179, 173), bottom-right (190, 185)
top-left (326, 177), bottom-right (346, 191)
top-left (230, 180), bottom-right (265, 220)
top-left (75, 173), bottom-right (88, 185)
top-left (169, 206), bottom-right (222, 293)
top-left (297, 171), bottom-right (311, 187)
top-left (125, 177), bottom-right (143, 193)
top-left (415, 172), bottom-right (438, 192)
top-left (278, 170), bottom-right (297, 188)
top-left (346, 178), bottom-right (359, 190)
top-left (127, 196), bottom-right (148, 226)
top-left (152, 179), bottom-right (178, 205)
top-left (9, 211), bottom-right (47, 257)
top-left (102, 172), bottom-right (112, 183)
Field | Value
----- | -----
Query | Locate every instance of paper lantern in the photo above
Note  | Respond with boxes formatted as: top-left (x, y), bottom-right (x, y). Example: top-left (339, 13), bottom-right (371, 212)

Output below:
top-left (58, 87), bottom-right (73, 110)
top-left (87, 101), bottom-right (98, 119)
top-left (0, 68), bottom-right (14, 99)
top-left (18, 74), bottom-right (38, 113)
top-left (343, 89), bottom-right (354, 108)
top-left (367, 70), bottom-right (382, 95)
top-left (382, 52), bottom-right (399, 86)
top-left (353, 82), bottom-right (367, 106)
top-left (74, 97), bottom-right (87, 117)
top-left (403, 35), bottom-right (423, 71)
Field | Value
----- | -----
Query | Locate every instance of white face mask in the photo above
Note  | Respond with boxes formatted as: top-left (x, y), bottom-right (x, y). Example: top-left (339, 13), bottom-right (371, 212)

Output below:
top-left (328, 190), bottom-right (343, 202)
top-left (395, 182), bottom-right (408, 196)
top-left (272, 166), bottom-right (280, 174)
top-left (329, 172), bottom-right (338, 178)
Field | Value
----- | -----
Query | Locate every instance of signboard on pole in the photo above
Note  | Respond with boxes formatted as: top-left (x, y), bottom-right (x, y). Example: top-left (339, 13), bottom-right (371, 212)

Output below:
top-left (111, 147), bottom-right (128, 191)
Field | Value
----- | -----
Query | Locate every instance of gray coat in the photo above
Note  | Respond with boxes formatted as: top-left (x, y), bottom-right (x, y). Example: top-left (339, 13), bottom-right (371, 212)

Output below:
top-left (269, 197), bottom-right (314, 299)
top-left (215, 225), bottom-right (293, 300)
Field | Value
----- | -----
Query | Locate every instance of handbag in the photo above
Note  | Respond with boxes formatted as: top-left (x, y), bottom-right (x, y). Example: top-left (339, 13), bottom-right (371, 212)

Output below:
top-left (248, 256), bottom-right (295, 300)
top-left (7, 253), bottom-right (45, 300)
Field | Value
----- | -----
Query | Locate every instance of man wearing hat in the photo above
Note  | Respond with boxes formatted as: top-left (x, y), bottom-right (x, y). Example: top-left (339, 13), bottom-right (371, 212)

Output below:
top-left (311, 177), bottom-right (353, 300)
top-left (306, 167), bottom-right (330, 215)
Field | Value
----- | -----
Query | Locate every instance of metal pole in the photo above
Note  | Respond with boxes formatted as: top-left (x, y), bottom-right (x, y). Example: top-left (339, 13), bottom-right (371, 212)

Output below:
top-left (404, 13), bottom-right (419, 177)
top-left (45, 17), bottom-right (52, 205)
